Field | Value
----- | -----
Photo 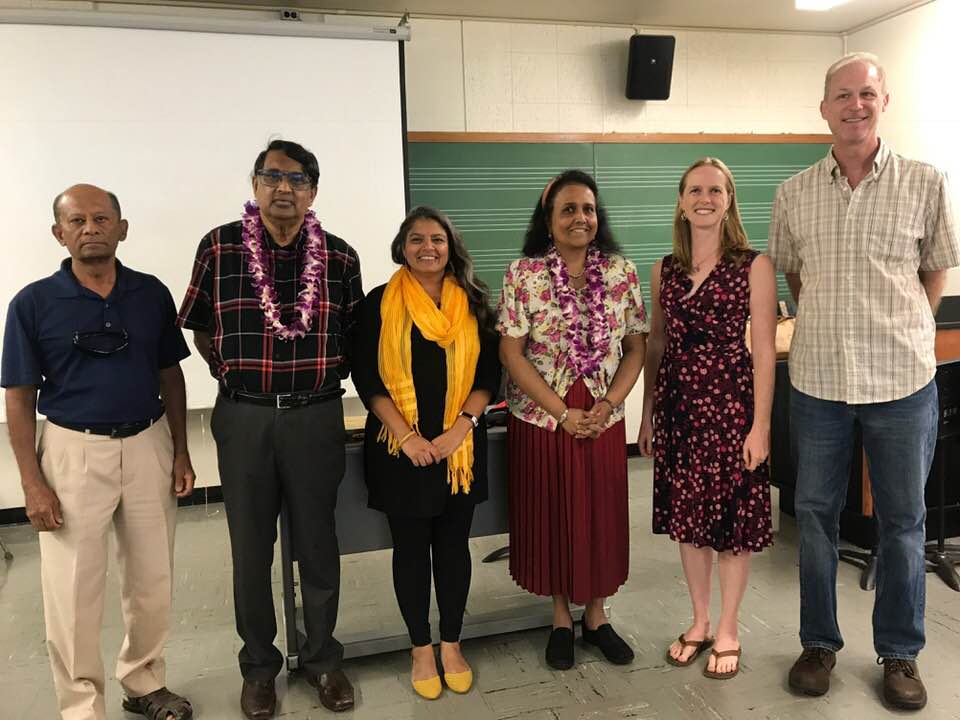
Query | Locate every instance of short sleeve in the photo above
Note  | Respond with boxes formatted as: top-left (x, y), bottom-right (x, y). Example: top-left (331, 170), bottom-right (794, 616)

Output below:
top-left (157, 283), bottom-right (191, 370)
top-left (919, 170), bottom-right (960, 271)
top-left (496, 260), bottom-right (530, 338)
top-left (622, 260), bottom-right (650, 335)
top-left (351, 285), bottom-right (388, 407)
top-left (1, 289), bottom-right (43, 388)
top-left (768, 184), bottom-right (802, 274)
top-left (177, 233), bottom-right (216, 332)
top-left (472, 327), bottom-right (502, 397)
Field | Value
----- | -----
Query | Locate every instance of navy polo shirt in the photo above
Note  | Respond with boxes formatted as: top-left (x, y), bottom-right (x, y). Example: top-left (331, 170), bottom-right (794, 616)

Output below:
top-left (1, 258), bottom-right (190, 425)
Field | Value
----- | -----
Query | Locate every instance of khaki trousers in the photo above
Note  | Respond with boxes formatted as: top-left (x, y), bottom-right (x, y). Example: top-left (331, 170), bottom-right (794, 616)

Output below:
top-left (37, 419), bottom-right (177, 720)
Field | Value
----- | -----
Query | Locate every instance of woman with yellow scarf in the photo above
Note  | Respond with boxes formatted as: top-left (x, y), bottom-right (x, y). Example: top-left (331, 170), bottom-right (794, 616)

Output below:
top-left (353, 206), bottom-right (500, 700)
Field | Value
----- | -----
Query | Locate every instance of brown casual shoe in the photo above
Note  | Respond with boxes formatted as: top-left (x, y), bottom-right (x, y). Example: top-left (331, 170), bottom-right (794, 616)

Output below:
top-left (240, 679), bottom-right (276, 720)
top-left (307, 669), bottom-right (355, 712)
top-left (788, 648), bottom-right (836, 696)
top-left (880, 658), bottom-right (927, 710)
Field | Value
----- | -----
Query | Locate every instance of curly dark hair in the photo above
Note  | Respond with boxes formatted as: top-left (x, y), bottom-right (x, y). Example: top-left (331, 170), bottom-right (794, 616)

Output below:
top-left (390, 206), bottom-right (495, 335)
top-left (521, 169), bottom-right (620, 257)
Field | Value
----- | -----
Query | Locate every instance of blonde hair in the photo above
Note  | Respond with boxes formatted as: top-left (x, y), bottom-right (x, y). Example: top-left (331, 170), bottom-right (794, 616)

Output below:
top-left (823, 52), bottom-right (886, 100)
top-left (672, 157), bottom-right (751, 273)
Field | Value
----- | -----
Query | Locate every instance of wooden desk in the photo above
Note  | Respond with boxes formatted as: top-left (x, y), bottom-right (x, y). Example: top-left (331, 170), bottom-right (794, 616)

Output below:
top-left (769, 326), bottom-right (960, 547)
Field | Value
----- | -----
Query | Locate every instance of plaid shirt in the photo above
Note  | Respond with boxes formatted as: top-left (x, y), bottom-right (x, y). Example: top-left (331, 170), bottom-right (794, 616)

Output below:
top-left (769, 140), bottom-right (960, 404)
top-left (177, 219), bottom-right (363, 394)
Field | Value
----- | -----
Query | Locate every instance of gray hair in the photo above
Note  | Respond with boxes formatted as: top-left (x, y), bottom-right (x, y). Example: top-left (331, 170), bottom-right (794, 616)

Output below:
top-left (823, 52), bottom-right (886, 100)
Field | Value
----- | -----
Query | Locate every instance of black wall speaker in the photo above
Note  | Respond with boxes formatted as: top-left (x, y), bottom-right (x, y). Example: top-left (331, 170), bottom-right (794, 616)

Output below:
top-left (625, 34), bottom-right (676, 100)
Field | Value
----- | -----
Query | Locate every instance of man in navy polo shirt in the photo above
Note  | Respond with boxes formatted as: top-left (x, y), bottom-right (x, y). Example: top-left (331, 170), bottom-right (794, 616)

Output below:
top-left (2, 184), bottom-right (195, 720)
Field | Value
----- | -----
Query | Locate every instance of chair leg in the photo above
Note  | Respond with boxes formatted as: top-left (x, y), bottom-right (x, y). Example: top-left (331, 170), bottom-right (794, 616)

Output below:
top-left (925, 544), bottom-right (960, 592)
top-left (838, 546), bottom-right (877, 591)
top-left (0, 537), bottom-right (12, 561)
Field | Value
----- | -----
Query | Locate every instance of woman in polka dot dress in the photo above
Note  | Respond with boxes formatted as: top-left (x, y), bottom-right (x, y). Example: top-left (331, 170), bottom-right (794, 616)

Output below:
top-left (638, 157), bottom-right (777, 680)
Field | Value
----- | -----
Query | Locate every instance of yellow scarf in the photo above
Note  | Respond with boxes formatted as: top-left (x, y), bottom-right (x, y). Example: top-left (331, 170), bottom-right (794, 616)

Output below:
top-left (378, 267), bottom-right (480, 493)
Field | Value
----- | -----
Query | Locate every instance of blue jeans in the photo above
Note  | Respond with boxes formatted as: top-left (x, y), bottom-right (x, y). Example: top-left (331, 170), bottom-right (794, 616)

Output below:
top-left (790, 380), bottom-right (937, 659)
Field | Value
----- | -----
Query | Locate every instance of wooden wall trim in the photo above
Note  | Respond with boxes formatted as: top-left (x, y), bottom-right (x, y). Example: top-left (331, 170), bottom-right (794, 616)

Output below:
top-left (408, 131), bottom-right (833, 144)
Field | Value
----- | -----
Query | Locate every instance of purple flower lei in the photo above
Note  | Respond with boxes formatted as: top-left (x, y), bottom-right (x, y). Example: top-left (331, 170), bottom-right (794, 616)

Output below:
top-left (241, 201), bottom-right (326, 341)
top-left (546, 245), bottom-right (611, 377)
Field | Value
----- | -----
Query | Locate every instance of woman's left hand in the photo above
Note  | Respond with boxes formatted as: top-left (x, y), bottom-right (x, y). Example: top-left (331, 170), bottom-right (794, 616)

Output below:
top-left (433, 420), bottom-right (472, 460)
top-left (742, 426), bottom-right (770, 471)
top-left (580, 398), bottom-right (613, 439)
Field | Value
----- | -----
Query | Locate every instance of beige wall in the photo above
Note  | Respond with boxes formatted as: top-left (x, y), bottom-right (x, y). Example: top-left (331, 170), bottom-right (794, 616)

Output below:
top-left (405, 18), bottom-right (841, 133)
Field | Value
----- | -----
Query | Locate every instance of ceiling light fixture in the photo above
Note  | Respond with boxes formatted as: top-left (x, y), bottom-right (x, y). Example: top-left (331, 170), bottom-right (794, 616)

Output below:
top-left (796, 0), bottom-right (854, 10)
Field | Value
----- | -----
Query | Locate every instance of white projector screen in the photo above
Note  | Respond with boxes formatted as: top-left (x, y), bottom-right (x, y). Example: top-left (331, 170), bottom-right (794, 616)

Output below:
top-left (0, 23), bottom-right (407, 415)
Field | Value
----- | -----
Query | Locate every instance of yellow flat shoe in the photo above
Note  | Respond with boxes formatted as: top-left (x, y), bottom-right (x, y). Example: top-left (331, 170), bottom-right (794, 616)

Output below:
top-left (444, 669), bottom-right (473, 694)
top-left (412, 674), bottom-right (442, 700)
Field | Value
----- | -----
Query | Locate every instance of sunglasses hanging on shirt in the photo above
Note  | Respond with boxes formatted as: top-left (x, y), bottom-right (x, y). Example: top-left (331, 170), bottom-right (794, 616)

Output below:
top-left (73, 328), bottom-right (129, 357)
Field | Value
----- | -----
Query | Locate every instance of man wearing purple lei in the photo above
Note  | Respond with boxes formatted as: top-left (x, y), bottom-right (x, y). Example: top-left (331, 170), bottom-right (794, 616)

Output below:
top-left (178, 140), bottom-right (362, 717)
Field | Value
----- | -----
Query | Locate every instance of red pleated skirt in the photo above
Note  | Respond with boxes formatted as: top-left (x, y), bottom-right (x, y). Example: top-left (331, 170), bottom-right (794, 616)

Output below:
top-left (507, 378), bottom-right (629, 605)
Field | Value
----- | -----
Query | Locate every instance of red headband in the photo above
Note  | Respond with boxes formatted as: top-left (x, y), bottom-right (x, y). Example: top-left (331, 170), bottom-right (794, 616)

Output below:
top-left (540, 176), bottom-right (558, 208)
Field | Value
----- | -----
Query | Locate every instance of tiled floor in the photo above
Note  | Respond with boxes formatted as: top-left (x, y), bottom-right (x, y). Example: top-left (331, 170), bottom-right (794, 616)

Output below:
top-left (2, 458), bottom-right (960, 719)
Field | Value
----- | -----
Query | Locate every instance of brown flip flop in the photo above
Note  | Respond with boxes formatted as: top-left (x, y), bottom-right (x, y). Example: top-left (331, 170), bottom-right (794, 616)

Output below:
top-left (703, 647), bottom-right (742, 679)
top-left (665, 634), bottom-right (714, 667)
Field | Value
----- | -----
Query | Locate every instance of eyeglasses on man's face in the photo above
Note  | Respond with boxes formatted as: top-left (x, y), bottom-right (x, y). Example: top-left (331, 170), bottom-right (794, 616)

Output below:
top-left (73, 329), bottom-right (129, 357)
top-left (255, 170), bottom-right (313, 191)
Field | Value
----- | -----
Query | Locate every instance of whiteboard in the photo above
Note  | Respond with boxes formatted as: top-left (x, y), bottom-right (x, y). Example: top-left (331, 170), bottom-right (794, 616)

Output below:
top-left (0, 23), bottom-right (407, 416)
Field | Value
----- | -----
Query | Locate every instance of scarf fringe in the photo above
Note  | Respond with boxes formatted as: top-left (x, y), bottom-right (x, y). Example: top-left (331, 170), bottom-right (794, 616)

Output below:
top-left (378, 420), bottom-right (421, 457)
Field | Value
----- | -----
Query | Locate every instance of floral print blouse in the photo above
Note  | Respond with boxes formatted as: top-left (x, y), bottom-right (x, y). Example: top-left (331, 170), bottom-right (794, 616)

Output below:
top-left (497, 252), bottom-right (649, 430)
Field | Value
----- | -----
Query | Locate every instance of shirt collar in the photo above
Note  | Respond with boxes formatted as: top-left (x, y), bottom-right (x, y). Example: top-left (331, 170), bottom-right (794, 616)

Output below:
top-left (824, 137), bottom-right (891, 184)
top-left (263, 223), bottom-right (307, 251)
top-left (53, 258), bottom-right (142, 299)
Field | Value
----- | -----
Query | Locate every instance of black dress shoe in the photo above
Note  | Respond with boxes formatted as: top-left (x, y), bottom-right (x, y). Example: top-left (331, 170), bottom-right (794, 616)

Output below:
top-left (545, 627), bottom-right (575, 670)
top-left (307, 668), bottom-right (355, 712)
top-left (581, 620), bottom-right (635, 665)
top-left (240, 679), bottom-right (276, 720)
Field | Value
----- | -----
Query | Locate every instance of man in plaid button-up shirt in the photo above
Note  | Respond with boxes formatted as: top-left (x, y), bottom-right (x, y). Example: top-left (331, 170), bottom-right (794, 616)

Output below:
top-left (769, 53), bottom-right (959, 711)
top-left (178, 139), bottom-right (362, 717)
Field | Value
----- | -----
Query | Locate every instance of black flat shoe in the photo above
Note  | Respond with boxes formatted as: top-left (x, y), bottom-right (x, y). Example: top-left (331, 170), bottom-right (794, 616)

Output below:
top-left (582, 620), bottom-right (635, 665)
top-left (545, 627), bottom-right (575, 670)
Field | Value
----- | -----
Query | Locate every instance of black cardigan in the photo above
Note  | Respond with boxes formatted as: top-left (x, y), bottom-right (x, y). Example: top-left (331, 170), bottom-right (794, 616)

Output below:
top-left (352, 283), bottom-right (502, 518)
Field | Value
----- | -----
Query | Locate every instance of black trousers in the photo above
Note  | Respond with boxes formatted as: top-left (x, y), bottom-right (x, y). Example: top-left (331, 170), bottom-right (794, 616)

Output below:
top-left (387, 504), bottom-right (475, 647)
top-left (211, 394), bottom-right (346, 681)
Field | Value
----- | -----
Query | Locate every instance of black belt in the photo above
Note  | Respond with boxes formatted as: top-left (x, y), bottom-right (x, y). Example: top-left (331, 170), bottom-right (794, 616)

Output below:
top-left (51, 413), bottom-right (164, 439)
top-left (219, 386), bottom-right (343, 409)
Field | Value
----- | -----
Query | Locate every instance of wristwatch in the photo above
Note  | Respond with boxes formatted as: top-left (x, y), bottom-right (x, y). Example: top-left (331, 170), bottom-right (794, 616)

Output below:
top-left (458, 410), bottom-right (479, 428)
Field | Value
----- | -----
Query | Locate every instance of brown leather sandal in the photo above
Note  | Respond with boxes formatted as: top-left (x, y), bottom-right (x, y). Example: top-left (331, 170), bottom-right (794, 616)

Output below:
top-left (121, 687), bottom-right (193, 720)
top-left (703, 647), bottom-right (742, 679)
top-left (665, 633), bottom-right (714, 667)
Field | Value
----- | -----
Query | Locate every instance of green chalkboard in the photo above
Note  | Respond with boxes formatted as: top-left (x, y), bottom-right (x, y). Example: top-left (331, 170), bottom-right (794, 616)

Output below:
top-left (408, 141), bottom-right (830, 304)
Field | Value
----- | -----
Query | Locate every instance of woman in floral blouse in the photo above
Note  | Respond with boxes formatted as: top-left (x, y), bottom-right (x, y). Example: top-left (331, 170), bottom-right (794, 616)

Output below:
top-left (497, 169), bottom-right (648, 670)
